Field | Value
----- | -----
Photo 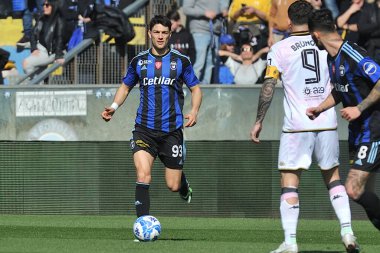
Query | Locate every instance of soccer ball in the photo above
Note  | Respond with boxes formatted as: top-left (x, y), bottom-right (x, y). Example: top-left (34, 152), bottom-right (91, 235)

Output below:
top-left (133, 215), bottom-right (161, 241)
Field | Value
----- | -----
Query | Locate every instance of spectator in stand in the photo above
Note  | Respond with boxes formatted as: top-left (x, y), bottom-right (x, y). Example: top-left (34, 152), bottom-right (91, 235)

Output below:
top-left (358, 0), bottom-right (380, 63)
top-left (267, 0), bottom-right (297, 47)
top-left (77, 0), bottom-right (97, 39)
top-left (63, 0), bottom-right (97, 44)
top-left (217, 34), bottom-right (236, 84)
top-left (228, 0), bottom-right (271, 49)
top-left (183, 0), bottom-right (230, 84)
top-left (324, 0), bottom-right (340, 19)
top-left (63, 0), bottom-right (79, 45)
top-left (336, 0), bottom-right (368, 47)
top-left (219, 42), bottom-right (269, 85)
top-left (167, 7), bottom-right (196, 64)
top-left (16, 0), bottom-right (44, 49)
top-left (22, 0), bottom-right (65, 77)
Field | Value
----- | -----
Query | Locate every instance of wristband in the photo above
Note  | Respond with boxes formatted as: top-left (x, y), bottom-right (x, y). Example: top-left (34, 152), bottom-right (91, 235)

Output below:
top-left (110, 102), bottom-right (119, 111)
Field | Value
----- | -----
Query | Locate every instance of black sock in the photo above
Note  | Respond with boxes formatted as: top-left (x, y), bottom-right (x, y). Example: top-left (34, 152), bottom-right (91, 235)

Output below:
top-left (355, 191), bottom-right (380, 231)
top-left (135, 182), bottom-right (150, 217)
top-left (179, 172), bottom-right (189, 196)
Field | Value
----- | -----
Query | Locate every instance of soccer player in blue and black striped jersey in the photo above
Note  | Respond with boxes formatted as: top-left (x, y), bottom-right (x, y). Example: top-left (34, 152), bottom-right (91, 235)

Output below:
top-left (101, 15), bottom-right (202, 218)
top-left (307, 9), bottom-right (380, 233)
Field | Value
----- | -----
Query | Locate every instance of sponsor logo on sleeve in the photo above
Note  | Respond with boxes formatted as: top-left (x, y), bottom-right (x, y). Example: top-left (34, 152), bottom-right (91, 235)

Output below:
top-left (363, 62), bottom-right (377, 75)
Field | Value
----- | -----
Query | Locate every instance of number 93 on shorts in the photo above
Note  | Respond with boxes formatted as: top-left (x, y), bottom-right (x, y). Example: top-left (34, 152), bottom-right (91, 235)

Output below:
top-left (131, 124), bottom-right (186, 169)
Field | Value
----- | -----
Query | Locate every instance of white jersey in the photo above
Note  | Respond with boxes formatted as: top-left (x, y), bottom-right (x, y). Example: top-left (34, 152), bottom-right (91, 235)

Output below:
top-left (265, 32), bottom-right (337, 132)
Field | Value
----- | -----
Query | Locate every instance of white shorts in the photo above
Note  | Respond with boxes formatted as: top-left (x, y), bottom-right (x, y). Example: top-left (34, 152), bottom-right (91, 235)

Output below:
top-left (278, 130), bottom-right (339, 170)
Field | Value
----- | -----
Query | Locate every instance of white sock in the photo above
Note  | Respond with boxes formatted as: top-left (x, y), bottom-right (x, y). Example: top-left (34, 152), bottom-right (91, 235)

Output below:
top-left (280, 194), bottom-right (299, 245)
top-left (329, 185), bottom-right (354, 236)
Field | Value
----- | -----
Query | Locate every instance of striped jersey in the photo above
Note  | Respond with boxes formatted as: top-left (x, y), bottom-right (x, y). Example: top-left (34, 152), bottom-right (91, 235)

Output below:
top-left (122, 48), bottom-right (199, 132)
top-left (328, 41), bottom-right (380, 144)
top-left (264, 31), bottom-right (337, 132)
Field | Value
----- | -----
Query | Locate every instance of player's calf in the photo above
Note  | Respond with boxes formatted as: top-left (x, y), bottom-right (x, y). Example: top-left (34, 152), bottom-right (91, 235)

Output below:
top-left (179, 173), bottom-right (192, 203)
top-left (355, 191), bottom-right (380, 231)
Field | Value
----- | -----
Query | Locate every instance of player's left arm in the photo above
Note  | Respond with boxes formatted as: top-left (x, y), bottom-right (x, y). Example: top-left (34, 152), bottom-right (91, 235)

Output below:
top-left (341, 58), bottom-right (380, 121)
top-left (341, 78), bottom-right (380, 121)
top-left (182, 57), bottom-right (202, 127)
top-left (357, 79), bottom-right (380, 113)
top-left (184, 85), bottom-right (202, 127)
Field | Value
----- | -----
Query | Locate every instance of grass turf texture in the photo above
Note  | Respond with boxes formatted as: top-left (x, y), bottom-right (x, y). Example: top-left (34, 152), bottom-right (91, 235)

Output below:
top-left (0, 215), bottom-right (379, 253)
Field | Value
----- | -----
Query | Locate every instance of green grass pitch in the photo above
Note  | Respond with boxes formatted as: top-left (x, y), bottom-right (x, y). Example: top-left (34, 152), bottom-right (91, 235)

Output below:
top-left (0, 215), bottom-right (379, 253)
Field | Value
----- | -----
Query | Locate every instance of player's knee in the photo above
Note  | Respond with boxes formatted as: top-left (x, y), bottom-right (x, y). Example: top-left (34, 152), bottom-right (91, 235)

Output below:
top-left (166, 181), bottom-right (180, 192)
top-left (345, 182), bottom-right (362, 200)
top-left (281, 187), bottom-right (299, 205)
top-left (347, 190), bottom-right (360, 200)
top-left (346, 189), bottom-right (362, 200)
top-left (136, 172), bottom-right (151, 184)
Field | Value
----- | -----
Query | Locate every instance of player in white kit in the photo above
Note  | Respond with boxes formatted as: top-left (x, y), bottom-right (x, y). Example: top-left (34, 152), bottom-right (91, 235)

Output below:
top-left (250, 1), bottom-right (359, 252)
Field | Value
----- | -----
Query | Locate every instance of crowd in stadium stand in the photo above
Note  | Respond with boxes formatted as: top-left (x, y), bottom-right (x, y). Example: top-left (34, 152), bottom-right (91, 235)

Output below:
top-left (0, 0), bottom-right (379, 85)
top-left (175, 0), bottom-right (379, 84)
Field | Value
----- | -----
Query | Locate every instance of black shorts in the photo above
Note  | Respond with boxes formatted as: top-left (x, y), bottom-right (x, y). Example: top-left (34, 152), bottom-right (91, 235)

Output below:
top-left (351, 141), bottom-right (380, 172)
top-left (130, 124), bottom-right (185, 169)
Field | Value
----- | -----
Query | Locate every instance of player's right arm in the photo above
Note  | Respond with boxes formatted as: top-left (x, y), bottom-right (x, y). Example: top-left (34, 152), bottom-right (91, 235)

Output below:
top-left (101, 84), bottom-right (132, 122)
top-left (102, 57), bottom-right (139, 122)
top-left (251, 47), bottom-right (280, 143)
top-left (250, 77), bottom-right (277, 143)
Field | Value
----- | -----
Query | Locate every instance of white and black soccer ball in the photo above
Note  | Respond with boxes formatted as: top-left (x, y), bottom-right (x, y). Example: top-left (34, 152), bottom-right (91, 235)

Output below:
top-left (133, 215), bottom-right (161, 242)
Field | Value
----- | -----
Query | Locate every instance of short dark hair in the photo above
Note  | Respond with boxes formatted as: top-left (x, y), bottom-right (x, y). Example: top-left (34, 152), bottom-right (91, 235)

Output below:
top-left (308, 9), bottom-right (336, 33)
top-left (167, 9), bottom-right (180, 21)
top-left (149, 15), bottom-right (172, 31)
top-left (288, 0), bottom-right (314, 25)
